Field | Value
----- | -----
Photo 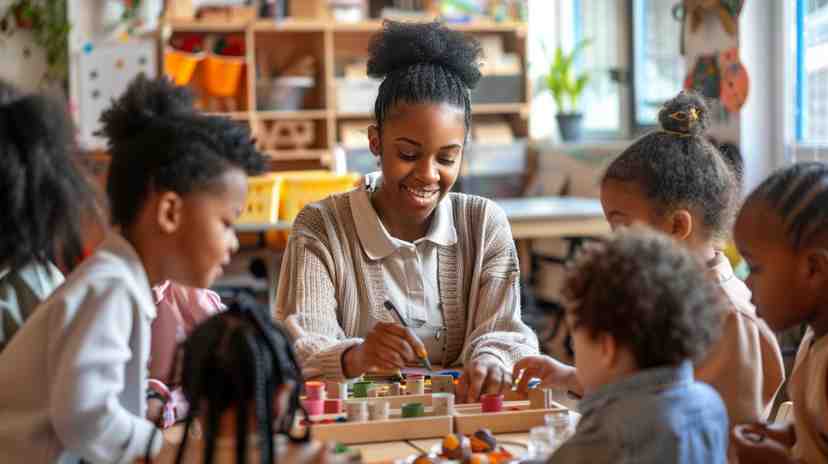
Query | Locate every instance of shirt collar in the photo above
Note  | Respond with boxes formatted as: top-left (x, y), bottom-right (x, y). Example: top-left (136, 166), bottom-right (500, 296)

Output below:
top-left (577, 361), bottom-right (694, 416)
top-left (99, 231), bottom-right (157, 319)
top-left (350, 180), bottom-right (457, 260)
top-left (707, 251), bottom-right (734, 285)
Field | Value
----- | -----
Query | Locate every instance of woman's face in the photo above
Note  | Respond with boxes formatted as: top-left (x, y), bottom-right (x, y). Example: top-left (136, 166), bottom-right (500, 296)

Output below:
top-left (369, 102), bottom-right (465, 228)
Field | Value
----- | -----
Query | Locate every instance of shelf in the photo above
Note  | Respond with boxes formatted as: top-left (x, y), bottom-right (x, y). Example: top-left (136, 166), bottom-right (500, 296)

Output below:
top-left (205, 112), bottom-right (250, 120)
top-left (256, 110), bottom-right (328, 120)
top-left (165, 19), bottom-right (249, 32)
top-left (264, 149), bottom-right (331, 165)
top-left (168, 19), bottom-right (527, 34)
top-left (335, 104), bottom-right (527, 119)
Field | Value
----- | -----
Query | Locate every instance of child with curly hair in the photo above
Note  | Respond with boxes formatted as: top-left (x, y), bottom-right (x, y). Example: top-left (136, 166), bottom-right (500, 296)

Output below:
top-left (534, 227), bottom-right (728, 463)
top-left (516, 91), bottom-right (784, 428)
top-left (732, 162), bottom-right (828, 464)
top-left (0, 75), bottom-right (264, 463)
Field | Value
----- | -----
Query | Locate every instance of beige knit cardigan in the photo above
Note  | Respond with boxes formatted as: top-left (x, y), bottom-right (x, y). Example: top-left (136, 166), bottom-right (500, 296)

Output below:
top-left (274, 190), bottom-right (539, 380)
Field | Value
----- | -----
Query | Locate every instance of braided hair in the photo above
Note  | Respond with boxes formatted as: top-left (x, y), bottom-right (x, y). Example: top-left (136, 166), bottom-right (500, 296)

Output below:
top-left (99, 75), bottom-right (265, 227)
top-left (174, 296), bottom-right (308, 464)
top-left (603, 91), bottom-right (741, 241)
top-left (745, 161), bottom-right (828, 249)
top-left (368, 20), bottom-right (483, 137)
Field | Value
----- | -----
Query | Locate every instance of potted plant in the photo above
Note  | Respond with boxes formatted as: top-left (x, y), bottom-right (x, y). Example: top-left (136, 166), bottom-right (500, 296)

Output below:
top-left (1, 0), bottom-right (71, 83)
top-left (544, 39), bottom-right (591, 142)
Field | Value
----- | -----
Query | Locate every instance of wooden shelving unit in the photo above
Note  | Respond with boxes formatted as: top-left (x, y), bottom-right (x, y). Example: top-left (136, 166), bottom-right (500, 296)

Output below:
top-left (163, 17), bottom-right (530, 171)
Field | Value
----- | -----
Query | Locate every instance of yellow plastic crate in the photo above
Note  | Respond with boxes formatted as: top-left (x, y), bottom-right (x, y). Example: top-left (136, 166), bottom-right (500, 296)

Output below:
top-left (239, 174), bottom-right (282, 224)
top-left (279, 171), bottom-right (361, 222)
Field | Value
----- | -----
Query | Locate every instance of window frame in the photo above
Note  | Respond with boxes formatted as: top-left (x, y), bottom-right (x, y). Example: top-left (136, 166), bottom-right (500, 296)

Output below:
top-left (790, 0), bottom-right (828, 162)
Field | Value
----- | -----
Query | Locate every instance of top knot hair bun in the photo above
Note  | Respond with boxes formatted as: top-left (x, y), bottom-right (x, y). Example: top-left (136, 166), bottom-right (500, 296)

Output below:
top-left (657, 90), bottom-right (710, 137)
top-left (367, 20), bottom-right (483, 90)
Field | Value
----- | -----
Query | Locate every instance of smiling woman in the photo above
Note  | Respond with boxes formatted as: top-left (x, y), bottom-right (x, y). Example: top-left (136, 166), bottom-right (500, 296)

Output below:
top-left (274, 20), bottom-right (539, 402)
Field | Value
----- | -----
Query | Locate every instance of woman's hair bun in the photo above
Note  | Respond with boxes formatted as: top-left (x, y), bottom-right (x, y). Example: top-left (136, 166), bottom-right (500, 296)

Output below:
top-left (657, 90), bottom-right (710, 137)
top-left (367, 20), bottom-right (483, 90)
top-left (98, 74), bottom-right (195, 143)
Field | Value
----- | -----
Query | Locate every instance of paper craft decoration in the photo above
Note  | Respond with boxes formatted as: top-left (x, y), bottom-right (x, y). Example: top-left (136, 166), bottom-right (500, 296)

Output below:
top-left (718, 47), bottom-right (749, 113)
top-left (686, 0), bottom-right (744, 36)
top-left (684, 54), bottom-right (721, 101)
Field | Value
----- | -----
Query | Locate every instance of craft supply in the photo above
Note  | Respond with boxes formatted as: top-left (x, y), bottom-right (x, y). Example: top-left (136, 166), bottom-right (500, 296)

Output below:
top-left (326, 381), bottom-right (349, 400)
top-left (388, 382), bottom-right (402, 396)
top-left (305, 381), bottom-right (326, 401)
top-left (353, 381), bottom-right (374, 398)
top-left (368, 399), bottom-right (390, 421)
top-left (401, 402), bottom-right (425, 418)
top-left (481, 393), bottom-right (504, 413)
top-left (432, 392), bottom-right (455, 416)
top-left (345, 400), bottom-right (368, 422)
top-left (324, 399), bottom-right (343, 414)
top-left (302, 399), bottom-right (324, 416)
top-left (408, 375), bottom-right (425, 395)
top-left (383, 300), bottom-right (433, 371)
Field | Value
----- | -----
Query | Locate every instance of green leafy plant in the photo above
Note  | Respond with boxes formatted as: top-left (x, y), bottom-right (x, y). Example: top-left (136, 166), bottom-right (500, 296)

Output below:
top-left (2, 0), bottom-right (70, 82)
top-left (543, 39), bottom-right (591, 115)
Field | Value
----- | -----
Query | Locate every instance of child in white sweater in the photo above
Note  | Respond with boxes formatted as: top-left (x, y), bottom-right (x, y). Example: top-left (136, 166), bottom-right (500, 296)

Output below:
top-left (0, 75), bottom-right (264, 463)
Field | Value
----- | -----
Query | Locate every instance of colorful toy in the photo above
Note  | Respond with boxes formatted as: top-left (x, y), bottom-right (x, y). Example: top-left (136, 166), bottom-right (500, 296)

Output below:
top-left (480, 393), bottom-right (504, 413)
top-left (470, 428), bottom-right (497, 453)
top-left (442, 433), bottom-right (472, 461)
top-left (401, 402), bottom-right (426, 418)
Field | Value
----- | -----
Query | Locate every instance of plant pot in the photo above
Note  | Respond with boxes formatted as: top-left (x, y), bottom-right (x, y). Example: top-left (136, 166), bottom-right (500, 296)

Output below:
top-left (556, 113), bottom-right (584, 142)
top-left (202, 54), bottom-right (245, 97)
top-left (163, 48), bottom-right (204, 86)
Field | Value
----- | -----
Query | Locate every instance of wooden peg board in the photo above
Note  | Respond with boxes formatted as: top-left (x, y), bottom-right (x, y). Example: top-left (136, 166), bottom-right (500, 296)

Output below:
top-left (305, 409), bottom-right (453, 444)
top-left (453, 400), bottom-right (567, 435)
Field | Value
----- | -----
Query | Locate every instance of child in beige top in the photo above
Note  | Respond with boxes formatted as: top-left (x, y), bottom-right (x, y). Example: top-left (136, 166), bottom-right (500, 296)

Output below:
top-left (732, 162), bottom-right (828, 464)
top-left (514, 91), bottom-right (784, 427)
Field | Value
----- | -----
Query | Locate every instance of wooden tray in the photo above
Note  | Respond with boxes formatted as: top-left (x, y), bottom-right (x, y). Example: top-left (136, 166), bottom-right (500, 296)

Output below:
top-left (305, 408), bottom-right (453, 444)
top-left (453, 400), bottom-right (567, 435)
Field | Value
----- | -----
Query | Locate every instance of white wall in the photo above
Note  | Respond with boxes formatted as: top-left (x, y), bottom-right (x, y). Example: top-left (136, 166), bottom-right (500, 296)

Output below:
top-left (739, 0), bottom-right (786, 191)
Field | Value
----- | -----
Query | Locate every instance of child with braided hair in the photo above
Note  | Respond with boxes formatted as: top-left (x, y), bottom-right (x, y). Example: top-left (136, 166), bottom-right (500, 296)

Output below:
top-left (732, 162), bottom-right (828, 464)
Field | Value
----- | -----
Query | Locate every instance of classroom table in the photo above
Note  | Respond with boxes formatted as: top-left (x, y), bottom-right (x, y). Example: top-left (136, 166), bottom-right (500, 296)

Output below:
top-left (235, 196), bottom-right (607, 240)
top-left (349, 432), bottom-right (530, 463)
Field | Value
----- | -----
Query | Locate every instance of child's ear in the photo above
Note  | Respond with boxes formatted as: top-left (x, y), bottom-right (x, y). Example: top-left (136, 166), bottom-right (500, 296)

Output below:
top-left (804, 247), bottom-right (828, 288)
top-left (156, 191), bottom-right (184, 234)
top-left (599, 332), bottom-right (618, 368)
top-left (668, 209), bottom-right (693, 241)
top-left (368, 125), bottom-right (382, 158)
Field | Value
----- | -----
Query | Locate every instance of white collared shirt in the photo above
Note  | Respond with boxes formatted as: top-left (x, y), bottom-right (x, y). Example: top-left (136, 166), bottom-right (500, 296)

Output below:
top-left (350, 184), bottom-right (456, 364)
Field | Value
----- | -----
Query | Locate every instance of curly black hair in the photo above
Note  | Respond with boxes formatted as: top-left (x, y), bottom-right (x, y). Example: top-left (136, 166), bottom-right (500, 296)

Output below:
top-left (0, 80), bottom-right (100, 271)
top-left (563, 227), bottom-right (723, 369)
top-left (368, 20), bottom-right (482, 136)
top-left (174, 296), bottom-right (308, 464)
top-left (99, 75), bottom-right (265, 227)
top-left (745, 161), bottom-right (828, 249)
top-left (604, 91), bottom-right (740, 241)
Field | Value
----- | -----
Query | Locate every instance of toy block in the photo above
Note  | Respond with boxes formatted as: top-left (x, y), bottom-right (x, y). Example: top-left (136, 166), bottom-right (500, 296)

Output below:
top-left (431, 375), bottom-right (455, 394)
top-left (453, 400), bottom-right (567, 435)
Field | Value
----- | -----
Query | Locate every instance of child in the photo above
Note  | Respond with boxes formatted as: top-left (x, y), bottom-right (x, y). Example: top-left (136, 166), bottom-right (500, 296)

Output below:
top-left (0, 80), bottom-right (101, 351)
top-left (515, 91), bottom-right (784, 426)
top-left (275, 21), bottom-right (538, 402)
top-left (732, 162), bottom-right (828, 464)
top-left (154, 297), bottom-right (333, 464)
top-left (0, 75), bottom-right (264, 463)
top-left (543, 227), bottom-right (728, 463)
top-left (147, 281), bottom-right (226, 428)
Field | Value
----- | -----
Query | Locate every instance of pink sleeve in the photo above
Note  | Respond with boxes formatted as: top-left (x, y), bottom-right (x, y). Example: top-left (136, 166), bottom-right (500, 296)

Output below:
top-left (149, 283), bottom-right (224, 384)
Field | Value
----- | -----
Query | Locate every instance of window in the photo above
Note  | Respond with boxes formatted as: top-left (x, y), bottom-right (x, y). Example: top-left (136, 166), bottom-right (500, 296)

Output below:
top-left (569, 0), bottom-right (685, 138)
top-left (797, 0), bottom-right (828, 154)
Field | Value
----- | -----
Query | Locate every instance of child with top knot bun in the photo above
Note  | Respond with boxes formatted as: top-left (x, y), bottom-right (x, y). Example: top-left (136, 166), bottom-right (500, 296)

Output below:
top-left (0, 75), bottom-right (265, 463)
top-left (515, 91), bottom-right (784, 428)
top-left (276, 21), bottom-right (538, 402)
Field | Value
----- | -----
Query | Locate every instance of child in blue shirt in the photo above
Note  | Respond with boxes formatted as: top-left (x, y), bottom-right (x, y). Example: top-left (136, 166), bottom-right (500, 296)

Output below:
top-left (523, 227), bottom-right (729, 464)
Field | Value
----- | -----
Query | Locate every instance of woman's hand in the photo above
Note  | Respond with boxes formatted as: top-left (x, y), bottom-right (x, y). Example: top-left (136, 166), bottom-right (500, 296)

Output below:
top-left (732, 424), bottom-right (797, 464)
top-left (343, 322), bottom-right (427, 377)
top-left (456, 355), bottom-right (511, 403)
top-left (512, 355), bottom-right (582, 396)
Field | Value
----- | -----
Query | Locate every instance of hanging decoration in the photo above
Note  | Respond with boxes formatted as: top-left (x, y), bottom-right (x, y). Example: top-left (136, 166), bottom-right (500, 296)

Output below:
top-left (673, 0), bottom-right (745, 55)
top-left (718, 47), bottom-right (749, 113)
top-left (684, 54), bottom-right (721, 100)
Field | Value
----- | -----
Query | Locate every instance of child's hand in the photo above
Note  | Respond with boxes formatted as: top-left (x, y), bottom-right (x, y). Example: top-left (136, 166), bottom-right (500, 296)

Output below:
top-left (732, 424), bottom-right (796, 464)
top-left (282, 440), bottom-right (334, 464)
top-left (512, 355), bottom-right (581, 396)
top-left (733, 421), bottom-right (796, 448)
top-left (146, 397), bottom-right (164, 425)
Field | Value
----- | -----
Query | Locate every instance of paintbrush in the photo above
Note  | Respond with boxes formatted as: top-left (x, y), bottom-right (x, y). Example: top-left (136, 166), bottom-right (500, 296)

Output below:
top-left (383, 300), bottom-right (433, 371)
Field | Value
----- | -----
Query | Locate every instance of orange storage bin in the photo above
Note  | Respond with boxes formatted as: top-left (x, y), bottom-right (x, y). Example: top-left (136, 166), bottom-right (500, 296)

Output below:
top-left (163, 49), bottom-right (204, 86)
top-left (238, 174), bottom-right (282, 224)
top-left (279, 171), bottom-right (361, 222)
top-left (202, 54), bottom-right (245, 97)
